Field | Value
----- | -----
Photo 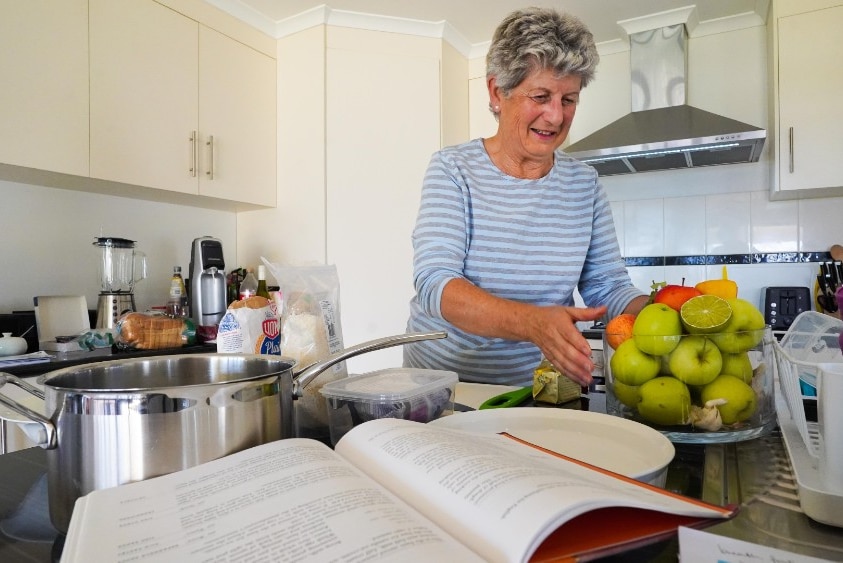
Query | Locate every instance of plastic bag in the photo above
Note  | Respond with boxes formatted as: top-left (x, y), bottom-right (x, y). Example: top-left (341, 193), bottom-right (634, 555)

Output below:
top-left (115, 312), bottom-right (196, 350)
top-left (216, 296), bottom-right (281, 355)
top-left (261, 259), bottom-right (347, 440)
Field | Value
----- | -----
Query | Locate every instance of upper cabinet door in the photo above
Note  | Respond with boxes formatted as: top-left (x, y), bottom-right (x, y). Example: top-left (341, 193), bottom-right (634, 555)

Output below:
top-left (777, 5), bottom-right (843, 192)
top-left (89, 0), bottom-right (199, 194)
top-left (0, 0), bottom-right (89, 176)
top-left (198, 26), bottom-right (276, 207)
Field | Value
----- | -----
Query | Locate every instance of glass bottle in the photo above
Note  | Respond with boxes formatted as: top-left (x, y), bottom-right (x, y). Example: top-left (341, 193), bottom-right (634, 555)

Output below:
top-left (239, 268), bottom-right (258, 300)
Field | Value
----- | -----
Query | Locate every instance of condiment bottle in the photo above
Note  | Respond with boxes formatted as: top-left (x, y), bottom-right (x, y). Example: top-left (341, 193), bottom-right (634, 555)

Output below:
top-left (239, 268), bottom-right (258, 300)
top-left (256, 265), bottom-right (270, 299)
top-left (167, 266), bottom-right (187, 317)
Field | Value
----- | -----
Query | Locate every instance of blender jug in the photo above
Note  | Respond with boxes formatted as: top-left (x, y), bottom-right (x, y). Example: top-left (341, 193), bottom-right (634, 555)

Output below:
top-left (94, 237), bottom-right (148, 328)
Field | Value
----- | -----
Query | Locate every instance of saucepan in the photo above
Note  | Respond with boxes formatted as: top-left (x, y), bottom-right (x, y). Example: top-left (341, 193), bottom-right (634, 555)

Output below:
top-left (0, 330), bottom-right (445, 533)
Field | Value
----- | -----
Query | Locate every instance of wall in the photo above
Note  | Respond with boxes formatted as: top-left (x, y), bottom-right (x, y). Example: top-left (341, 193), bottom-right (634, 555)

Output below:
top-left (468, 22), bottom-right (843, 312)
top-left (0, 180), bottom-right (237, 316)
top-left (238, 28), bottom-right (445, 373)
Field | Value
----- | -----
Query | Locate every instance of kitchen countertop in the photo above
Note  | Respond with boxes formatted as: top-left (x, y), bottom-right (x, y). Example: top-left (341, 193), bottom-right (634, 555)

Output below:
top-left (1, 382), bottom-right (842, 561)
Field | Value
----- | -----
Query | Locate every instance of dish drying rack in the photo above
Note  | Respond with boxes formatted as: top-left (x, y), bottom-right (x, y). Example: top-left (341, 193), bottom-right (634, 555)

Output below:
top-left (774, 311), bottom-right (843, 527)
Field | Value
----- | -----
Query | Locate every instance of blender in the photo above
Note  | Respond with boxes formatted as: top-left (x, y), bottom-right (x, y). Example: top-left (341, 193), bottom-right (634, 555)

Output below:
top-left (93, 237), bottom-right (148, 329)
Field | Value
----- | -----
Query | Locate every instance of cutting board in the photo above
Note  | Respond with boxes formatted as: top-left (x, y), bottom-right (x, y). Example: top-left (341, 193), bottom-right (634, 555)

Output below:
top-left (33, 295), bottom-right (90, 344)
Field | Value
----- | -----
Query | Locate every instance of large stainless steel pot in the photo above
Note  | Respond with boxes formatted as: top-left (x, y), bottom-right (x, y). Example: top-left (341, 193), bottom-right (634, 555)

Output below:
top-left (0, 331), bottom-right (445, 533)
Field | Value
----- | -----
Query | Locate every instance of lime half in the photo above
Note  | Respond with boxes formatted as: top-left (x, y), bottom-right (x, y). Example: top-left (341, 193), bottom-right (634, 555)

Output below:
top-left (680, 294), bottom-right (732, 334)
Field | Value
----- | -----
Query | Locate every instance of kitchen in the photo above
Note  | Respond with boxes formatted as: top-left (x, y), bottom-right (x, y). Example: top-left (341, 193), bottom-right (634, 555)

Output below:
top-left (1, 0), bottom-right (843, 560)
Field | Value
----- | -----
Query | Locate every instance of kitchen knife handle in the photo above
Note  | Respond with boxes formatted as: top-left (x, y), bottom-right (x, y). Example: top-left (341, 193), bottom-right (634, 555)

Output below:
top-left (206, 135), bottom-right (215, 180)
top-left (189, 130), bottom-right (197, 177)
top-left (788, 126), bottom-right (794, 173)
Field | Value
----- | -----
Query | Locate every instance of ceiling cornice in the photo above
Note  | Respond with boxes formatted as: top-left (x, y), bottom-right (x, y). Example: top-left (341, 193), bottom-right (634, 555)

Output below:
top-left (204, 1), bottom-right (769, 60)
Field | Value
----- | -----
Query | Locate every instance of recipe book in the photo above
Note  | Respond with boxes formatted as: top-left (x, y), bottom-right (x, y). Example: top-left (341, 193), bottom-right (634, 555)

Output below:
top-left (60, 418), bottom-right (737, 563)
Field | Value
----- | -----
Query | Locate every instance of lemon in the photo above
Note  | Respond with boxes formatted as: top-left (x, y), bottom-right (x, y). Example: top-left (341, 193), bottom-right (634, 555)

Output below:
top-left (680, 295), bottom-right (732, 334)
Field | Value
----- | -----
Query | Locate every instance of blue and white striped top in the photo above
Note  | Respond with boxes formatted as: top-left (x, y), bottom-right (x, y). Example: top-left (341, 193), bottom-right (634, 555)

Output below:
top-left (403, 138), bottom-right (643, 386)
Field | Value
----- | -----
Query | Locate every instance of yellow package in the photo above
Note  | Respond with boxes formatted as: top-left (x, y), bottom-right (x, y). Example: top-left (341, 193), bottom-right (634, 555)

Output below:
top-left (532, 359), bottom-right (582, 405)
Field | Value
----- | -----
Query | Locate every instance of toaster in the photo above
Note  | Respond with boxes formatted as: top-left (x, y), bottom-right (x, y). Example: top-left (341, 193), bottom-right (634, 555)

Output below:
top-left (763, 286), bottom-right (811, 330)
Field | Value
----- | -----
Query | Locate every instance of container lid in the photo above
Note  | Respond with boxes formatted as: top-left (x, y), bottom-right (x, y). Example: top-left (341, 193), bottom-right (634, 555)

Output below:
top-left (319, 368), bottom-right (457, 401)
top-left (93, 237), bottom-right (135, 248)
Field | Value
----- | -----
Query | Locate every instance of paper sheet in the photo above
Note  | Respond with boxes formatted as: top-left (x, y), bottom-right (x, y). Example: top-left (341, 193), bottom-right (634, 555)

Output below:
top-left (678, 526), bottom-right (832, 563)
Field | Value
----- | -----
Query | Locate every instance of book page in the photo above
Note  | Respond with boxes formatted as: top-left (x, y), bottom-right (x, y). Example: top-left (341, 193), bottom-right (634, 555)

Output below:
top-left (61, 438), bottom-right (483, 563)
top-left (335, 418), bottom-right (734, 563)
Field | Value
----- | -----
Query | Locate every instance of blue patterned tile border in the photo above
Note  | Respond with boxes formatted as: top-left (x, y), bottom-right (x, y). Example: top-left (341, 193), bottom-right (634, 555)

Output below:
top-left (625, 252), bottom-right (832, 267)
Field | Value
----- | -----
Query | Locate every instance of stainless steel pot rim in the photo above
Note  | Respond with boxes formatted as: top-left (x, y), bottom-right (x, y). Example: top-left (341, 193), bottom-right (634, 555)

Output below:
top-left (36, 353), bottom-right (298, 393)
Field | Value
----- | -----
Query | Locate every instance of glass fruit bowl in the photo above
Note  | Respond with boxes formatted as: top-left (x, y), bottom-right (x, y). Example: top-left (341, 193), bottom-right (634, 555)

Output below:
top-left (602, 327), bottom-right (776, 443)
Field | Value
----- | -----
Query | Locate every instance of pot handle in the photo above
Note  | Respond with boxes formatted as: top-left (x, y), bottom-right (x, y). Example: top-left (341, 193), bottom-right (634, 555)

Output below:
top-left (292, 331), bottom-right (447, 397)
top-left (0, 373), bottom-right (56, 449)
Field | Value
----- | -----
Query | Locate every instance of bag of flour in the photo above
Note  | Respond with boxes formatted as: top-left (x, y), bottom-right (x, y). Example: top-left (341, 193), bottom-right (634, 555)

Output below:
top-left (261, 259), bottom-right (346, 441)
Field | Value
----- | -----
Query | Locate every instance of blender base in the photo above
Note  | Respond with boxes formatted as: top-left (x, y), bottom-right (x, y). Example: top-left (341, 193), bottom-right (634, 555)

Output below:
top-left (96, 294), bottom-right (136, 329)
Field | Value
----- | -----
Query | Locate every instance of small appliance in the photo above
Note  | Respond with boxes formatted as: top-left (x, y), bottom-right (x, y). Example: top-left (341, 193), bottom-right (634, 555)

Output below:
top-left (189, 236), bottom-right (227, 342)
top-left (93, 237), bottom-right (147, 329)
top-left (764, 286), bottom-right (811, 331)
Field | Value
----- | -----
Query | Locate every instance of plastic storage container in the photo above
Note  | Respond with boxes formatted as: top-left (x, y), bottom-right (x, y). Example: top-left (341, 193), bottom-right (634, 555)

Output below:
top-left (320, 368), bottom-right (457, 445)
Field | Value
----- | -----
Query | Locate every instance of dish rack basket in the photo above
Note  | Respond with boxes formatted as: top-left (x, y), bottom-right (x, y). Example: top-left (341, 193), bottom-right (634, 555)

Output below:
top-left (773, 311), bottom-right (843, 527)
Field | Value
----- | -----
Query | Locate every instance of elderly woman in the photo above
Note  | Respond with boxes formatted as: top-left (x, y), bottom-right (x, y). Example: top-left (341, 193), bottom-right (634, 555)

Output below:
top-left (403, 7), bottom-right (648, 387)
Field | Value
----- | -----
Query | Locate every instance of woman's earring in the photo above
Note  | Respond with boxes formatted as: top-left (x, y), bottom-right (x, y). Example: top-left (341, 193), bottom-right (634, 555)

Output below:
top-left (494, 105), bottom-right (500, 111)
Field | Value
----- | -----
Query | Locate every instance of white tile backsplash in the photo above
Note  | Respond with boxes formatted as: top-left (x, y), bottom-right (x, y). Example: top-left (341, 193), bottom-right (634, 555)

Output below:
top-left (623, 199), bottom-right (664, 257)
top-left (799, 198), bottom-right (843, 252)
top-left (626, 266), bottom-right (665, 295)
top-left (705, 192), bottom-right (751, 255)
top-left (609, 189), bottom-right (840, 311)
top-left (664, 196), bottom-right (705, 256)
top-left (750, 191), bottom-right (798, 253)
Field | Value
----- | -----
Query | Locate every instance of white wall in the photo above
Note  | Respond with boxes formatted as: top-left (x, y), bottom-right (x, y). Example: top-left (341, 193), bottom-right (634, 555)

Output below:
top-left (0, 180), bottom-right (237, 314)
top-left (239, 28), bottom-right (444, 374)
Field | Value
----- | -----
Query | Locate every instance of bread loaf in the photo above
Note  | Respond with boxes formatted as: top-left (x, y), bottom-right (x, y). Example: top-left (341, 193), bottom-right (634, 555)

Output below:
top-left (117, 313), bottom-right (195, 350)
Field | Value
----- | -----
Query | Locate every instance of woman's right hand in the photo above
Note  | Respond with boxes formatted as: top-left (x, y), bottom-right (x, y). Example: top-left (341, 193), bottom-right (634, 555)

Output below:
top-left (523, 305), bottom-right (607, 386)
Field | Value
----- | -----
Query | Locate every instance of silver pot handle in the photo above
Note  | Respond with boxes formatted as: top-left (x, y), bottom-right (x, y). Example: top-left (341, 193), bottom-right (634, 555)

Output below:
top-left (0, 373), bottom-right (56, 449)
top-left (292, 331), bottom-right (447, 397)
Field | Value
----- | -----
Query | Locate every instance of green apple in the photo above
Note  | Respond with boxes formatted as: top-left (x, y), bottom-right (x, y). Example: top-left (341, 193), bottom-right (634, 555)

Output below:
top-left (667, 335), bottom-right (722, 386)
top-left (710, 298), bottom-right (766, 353)
top-left (609, 339), bottom-right (660, 386)
top-left (612, 379), bottom-right (641, 408)
top-left (632, 303), bottom-right (683, 356)
top-left (700, 374), bottom-right (757, 425)
top-left (720, 351), bottom-right (753, 384)
top-left (637, 376), bottom-right (692, 426)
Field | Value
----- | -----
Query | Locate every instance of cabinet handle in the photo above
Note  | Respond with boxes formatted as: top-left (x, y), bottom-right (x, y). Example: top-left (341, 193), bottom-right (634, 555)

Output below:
top-left (788, 126), bottom-right (794, 174)
top-left (189, 131), bottom-right (197, 177)
top-left (206, 135), bottom-right (214, 180)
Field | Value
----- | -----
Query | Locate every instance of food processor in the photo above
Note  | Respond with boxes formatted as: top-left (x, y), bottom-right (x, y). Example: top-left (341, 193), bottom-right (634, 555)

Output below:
top-left (93, 237), bottom-right (147, 329)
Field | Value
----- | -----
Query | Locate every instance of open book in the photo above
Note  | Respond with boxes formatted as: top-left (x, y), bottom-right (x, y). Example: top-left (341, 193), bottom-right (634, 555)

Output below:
top-left (61, 418), bottom-right (737, 563)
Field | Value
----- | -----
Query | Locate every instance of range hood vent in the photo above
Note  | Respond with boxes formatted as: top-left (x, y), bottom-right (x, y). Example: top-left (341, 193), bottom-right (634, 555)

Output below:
top-left (566, 23), bottom-right (765, 176)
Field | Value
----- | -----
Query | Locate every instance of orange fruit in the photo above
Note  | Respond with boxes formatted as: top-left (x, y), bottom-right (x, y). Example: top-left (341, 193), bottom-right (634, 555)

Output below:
top-left (605, 313), bottom-right (636, 350)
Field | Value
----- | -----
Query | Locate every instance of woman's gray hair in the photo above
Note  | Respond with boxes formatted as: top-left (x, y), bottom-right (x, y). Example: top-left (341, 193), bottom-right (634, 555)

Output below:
top-left (486, 7), bottom-right (599, 96)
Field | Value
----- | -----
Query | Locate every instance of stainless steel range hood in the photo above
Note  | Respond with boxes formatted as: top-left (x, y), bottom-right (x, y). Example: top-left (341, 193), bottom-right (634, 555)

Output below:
top-left (566, 23), bottom-right (766, 176)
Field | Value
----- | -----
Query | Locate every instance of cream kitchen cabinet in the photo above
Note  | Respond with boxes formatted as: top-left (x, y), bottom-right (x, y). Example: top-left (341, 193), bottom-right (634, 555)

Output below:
top-left (771, 1), bottom-right (843, 197)
top-left (89, 0), bottom-right (276, 207)
top-left (0, 0), bottom-right (89, 177)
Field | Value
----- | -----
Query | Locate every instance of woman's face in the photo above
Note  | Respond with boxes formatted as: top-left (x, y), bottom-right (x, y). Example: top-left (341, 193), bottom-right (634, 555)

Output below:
top-left (491, 68), bottom-right (582, 163)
